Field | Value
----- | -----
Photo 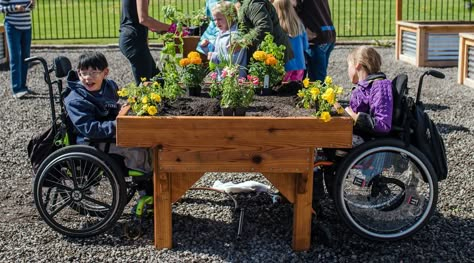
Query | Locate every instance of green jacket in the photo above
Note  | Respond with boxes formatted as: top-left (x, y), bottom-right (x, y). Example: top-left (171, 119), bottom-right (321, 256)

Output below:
top-left (238, 0), bottom-right (294, 63)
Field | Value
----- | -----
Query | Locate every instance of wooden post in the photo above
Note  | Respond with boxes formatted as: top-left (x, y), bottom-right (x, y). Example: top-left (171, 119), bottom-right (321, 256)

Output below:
top-left (396, 0), bottom-right (403, 21)
top-left (154, 148), bottom-right (173, 249)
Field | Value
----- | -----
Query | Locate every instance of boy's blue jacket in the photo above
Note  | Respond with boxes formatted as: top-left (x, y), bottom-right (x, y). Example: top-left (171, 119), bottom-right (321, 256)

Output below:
top-left (64, 71), bottom-right (120, 144)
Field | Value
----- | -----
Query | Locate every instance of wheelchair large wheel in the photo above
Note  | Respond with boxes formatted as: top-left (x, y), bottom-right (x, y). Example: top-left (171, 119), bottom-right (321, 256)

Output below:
top-left (33, 145), bottom-right (127, 238)
top-left (333, 138), bottom-right (438, 241)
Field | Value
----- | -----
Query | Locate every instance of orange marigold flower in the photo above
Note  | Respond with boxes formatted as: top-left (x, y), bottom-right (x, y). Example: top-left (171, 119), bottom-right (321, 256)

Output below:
top-left (265, 55), bottom-right (277, 66)
top-left (190, 57), bottom-right (202, 65)
top-left (187, 51), bottom-right (201, 59)
top-left (179, 58), bottom-right (190, 67)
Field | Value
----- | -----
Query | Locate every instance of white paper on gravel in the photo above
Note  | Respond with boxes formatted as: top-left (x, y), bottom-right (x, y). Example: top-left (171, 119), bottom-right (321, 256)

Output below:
top-left (212, 180), bottom-right (271, 193)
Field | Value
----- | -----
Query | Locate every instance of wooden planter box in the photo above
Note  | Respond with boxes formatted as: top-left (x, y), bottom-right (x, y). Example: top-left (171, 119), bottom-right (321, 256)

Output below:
top-left (0, 24), bottom-right (8, 64)
top-left (458, 33), bottom-right (474, 88)
top-left (396, 21), bottom-right (474, 67)
top-left (116, 107), bottom-right (352, 251)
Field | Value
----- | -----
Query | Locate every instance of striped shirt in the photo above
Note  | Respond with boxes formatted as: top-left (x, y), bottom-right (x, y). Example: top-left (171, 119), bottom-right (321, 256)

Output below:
top-left (0, 0), bottom-right (32, 30)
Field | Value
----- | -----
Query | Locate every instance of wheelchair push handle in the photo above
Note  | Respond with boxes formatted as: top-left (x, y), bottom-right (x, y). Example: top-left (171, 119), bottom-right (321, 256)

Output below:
top-left (25, 56), bottom-right (54, 74)
top-left (416, 69), bottom-right (445, 104)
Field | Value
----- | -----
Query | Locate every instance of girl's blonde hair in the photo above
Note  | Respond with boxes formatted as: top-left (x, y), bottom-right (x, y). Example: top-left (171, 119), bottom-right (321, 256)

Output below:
top-left (272, 0), bottom-right (304, 37)
top-left (211, 1), bottom-right (237, 23)
top-left (347, 46), bottom-right (382, 74)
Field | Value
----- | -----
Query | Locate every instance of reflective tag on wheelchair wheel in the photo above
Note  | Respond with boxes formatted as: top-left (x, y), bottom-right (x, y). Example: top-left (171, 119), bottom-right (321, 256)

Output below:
top-left (353, 176), bottom-right (366, 187)
top-left (407, 196), bottom-right (419, 206)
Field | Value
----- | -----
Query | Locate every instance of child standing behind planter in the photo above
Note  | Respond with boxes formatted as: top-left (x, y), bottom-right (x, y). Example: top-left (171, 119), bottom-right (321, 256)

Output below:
top-left (202, 1), bottom-right (247, 78)
top-left (272, 0), bottom-right (309, 81)
top-left (65, 51), bottom-right (151, 173)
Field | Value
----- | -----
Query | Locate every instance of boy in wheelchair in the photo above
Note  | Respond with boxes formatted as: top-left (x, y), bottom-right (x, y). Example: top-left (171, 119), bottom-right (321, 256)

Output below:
top-left (64, 51), bottom-right (151, 173)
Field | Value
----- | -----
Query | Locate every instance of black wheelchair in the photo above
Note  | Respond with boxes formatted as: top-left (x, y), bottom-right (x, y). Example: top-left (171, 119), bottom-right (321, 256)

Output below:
top-left (314, 70), bottom-right (446, 241)
top-left (26, 56), bottom-right (153, 238)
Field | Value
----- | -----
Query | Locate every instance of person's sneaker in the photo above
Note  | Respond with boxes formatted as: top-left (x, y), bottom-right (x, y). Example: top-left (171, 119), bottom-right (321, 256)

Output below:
top-left (13, 90), bottom-right (28, 99)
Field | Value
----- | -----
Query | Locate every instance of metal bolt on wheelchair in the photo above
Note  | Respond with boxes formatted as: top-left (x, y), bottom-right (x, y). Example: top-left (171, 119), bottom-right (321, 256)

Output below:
top-left (26, 56), bottom-right (153, 238)
top-left (314, 70), bottom-right (445, 241)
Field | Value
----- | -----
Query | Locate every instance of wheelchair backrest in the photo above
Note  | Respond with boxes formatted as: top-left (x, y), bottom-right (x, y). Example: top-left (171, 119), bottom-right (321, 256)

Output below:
top-left (391, 73), bottom-right (409, 128)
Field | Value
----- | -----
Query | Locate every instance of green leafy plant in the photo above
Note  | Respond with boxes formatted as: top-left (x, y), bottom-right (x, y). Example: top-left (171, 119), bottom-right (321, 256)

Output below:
top-left (179, 51), bottom-right (208, 88)
top-left (248, 34), bottom-right (286, 88)
top-left (218, 65), bottom-right (256, 108)
top-left (297, 76), bottom-right (344, 122)
top-left (155, 32), bottom-right (184, 100)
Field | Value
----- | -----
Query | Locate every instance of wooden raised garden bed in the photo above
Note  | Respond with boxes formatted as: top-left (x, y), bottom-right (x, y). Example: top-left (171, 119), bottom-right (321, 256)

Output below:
top-left (458, 33), bottom-right (474, 88)
top-left (396, 21), bottom-right (474, 67)
top-left (116, 106), bottom-right (352, 251)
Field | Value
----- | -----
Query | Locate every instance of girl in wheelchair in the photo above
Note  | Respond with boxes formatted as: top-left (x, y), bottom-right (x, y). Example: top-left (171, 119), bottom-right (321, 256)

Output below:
top-left (64, 51), bottom-right (151, 173)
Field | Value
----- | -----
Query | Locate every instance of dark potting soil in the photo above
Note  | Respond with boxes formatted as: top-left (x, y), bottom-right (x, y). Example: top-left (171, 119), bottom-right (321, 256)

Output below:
top-left (160, 83), bottom-right (312, 117)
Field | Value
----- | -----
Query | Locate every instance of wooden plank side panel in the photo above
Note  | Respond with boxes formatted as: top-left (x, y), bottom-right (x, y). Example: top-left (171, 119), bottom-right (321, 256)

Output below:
top-left (117, 116), bottom-right (353, 149)
top-left (158, 146), bottom-right (311, 173)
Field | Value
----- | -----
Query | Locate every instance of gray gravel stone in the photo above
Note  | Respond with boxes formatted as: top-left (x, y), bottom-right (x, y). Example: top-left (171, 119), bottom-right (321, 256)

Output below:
top-left (0, 45), bottom-right (473, 262)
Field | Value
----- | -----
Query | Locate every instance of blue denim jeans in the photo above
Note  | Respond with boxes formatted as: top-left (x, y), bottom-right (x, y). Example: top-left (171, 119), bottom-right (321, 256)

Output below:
top-left (5, 21), bottom-right (32, 95)
top-left (119, 26), bottom-right (159, 85)
top-left (306, 42), bottom-right (335, 82)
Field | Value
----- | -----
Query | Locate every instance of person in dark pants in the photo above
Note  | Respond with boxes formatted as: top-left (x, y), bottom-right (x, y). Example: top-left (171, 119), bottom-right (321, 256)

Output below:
top-left (119, 0), bottom-right (169, 85)
top-left (294, 0), bottom-right (336, 82)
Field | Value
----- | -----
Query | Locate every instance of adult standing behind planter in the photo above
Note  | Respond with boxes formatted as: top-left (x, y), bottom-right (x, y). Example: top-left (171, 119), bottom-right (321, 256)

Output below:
top-left (235, 0), bottom-right (293, 63)
top-left (294, 0), bottom-right (336, 82)
top-left (0, 0), bottom-right (34, 99)
top-left (119, 0), bottom-right (169, 85)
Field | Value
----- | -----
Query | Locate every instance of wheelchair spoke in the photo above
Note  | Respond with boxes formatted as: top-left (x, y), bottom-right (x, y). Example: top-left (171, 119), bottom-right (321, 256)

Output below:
top-left (49, 198), bottom-right (73, 218)
top-left (67, 159), bottom-right (79, 188)
top-left (82, 195), bottom-right (111, 209)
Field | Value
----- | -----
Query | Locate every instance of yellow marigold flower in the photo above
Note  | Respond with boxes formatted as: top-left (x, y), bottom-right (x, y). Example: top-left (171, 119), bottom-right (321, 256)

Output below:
top-left (140, 77), bottom-right (147, 82)
top-left (190, 57), bottom-right (202, 65)
top-left (153, 81), bottom-right (160, 88)
top-left (303, 78), bottom-right (310, 88)
top-left (253, 51), bottom-right (267, 62)
top-left (310, 87), bottom-right (320, 100)
top-left (322, 88), bottom-right (335, 105)
top-left (265, 56), bottom-right (277, 66)
top-left (336, 107), bottom-right (345, 115)
top-left (150, 93), bottom-right (161, 103)
top-left (320, 111), bottom-right (331, 122)
top-left (324, 76), bottom-right (333, 85)
top-left (147, 105), bottom-right (158, 116)
top-left (117, 89), bottom-right (128, 97)
top-left (297, 90), bottom-right (305, 98)
top-left (128, 97), bottom-right (136, 103)
top-left (187, 51), bottom-right (201, 59)
top-left (335, 86), bottom-right (343, 94)
top-left (141, 96), bottom-right (148, 104)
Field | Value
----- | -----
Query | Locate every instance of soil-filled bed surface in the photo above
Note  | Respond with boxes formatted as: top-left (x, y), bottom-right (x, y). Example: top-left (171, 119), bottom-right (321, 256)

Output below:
top-left (0, 45), bottom-right (473, 262)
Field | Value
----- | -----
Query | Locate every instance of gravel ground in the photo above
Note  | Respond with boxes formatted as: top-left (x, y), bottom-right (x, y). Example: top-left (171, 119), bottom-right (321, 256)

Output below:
top-left (0, 45), bottom-right (473, 262)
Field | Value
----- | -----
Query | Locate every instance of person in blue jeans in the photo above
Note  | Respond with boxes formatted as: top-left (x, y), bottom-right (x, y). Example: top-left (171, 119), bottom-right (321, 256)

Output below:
top-left (1, 0), bottom-right (34, 99)
top-left (119, 0), bottom-right (169, 85)
top-left (294, 0), bottom-right (336, 82)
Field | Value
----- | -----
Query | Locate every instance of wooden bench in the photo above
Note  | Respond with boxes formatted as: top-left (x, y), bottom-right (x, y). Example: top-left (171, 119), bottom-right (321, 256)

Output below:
top-left (396, 21), bottom-right (474, 67)
top-left (116, 107), bottom-right (352, 251)
top-left (458, 33), bottom-right (474, 88)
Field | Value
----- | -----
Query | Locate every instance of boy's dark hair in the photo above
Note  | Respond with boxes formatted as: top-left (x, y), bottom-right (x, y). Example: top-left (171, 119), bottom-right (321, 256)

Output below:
top-left (77, 51), bottom-right (108, 71)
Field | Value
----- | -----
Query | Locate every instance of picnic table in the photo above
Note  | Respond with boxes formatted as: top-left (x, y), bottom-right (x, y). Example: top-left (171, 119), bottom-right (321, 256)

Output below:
top-left (116, 107), bottom-right (352, 251)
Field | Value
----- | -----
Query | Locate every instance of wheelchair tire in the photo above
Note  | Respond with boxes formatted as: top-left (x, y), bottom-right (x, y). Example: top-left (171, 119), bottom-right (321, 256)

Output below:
top-left (33, 145), bottom-right (127, 238)
top-left (333, 138), bottom-right (438, 241)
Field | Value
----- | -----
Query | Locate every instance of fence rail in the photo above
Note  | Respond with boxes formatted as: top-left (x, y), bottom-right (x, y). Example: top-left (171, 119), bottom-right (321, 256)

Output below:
top-left (3, 0), bottom-right (472, 41)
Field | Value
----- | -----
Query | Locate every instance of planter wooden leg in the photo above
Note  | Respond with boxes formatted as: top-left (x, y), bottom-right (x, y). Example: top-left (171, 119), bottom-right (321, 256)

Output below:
top-left (154, 148), bottom-right (172, 249)
top-left (292, 171), bottom-right (313, 251)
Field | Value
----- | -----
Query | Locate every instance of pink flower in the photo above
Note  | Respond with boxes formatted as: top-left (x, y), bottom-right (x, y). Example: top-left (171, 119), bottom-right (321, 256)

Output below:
top-left (221, 70), bottom-right (227, 78)
top-left (238, 77), bottom-right (245, 84)
top-left (210, 72), bottom-right (218, 80)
